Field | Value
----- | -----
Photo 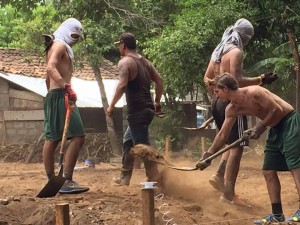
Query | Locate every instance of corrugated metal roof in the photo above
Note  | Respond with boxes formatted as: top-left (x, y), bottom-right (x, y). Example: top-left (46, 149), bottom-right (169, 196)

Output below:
top-left (0, 72), bottom-right (126, 108)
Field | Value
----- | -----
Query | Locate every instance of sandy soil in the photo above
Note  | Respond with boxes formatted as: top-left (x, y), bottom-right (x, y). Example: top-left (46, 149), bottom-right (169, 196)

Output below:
top-left (0, 149), bottom-right (299, 225)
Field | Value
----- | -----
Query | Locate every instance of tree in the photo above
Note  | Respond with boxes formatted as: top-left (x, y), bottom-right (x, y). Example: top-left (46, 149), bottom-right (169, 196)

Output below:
top-left (53, 0), bottom-right (173, 154)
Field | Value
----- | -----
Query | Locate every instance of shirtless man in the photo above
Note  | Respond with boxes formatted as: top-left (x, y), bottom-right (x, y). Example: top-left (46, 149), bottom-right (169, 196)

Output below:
top-left (203, 18), bottom-right (278, 203)
top-left (106, 32), bottom-right (163, 185)
top-left (198, 73), bottom-right (300, 224)
top-left (43, 18), bottom-right (89, 193)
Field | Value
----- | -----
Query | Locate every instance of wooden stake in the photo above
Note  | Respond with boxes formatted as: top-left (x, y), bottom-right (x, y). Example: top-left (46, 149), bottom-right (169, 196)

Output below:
top-left (55, 203), bottom-right (70, 225)
top-left (164, 137), bottom-right (170, 161)
top-left (201, 137), bottom-right (206, 155)
top-left (142, 188), bottom-right (155, 225)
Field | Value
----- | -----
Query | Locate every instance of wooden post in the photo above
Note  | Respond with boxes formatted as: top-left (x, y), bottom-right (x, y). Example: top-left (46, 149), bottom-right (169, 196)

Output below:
top-left (142, 188), bottom-right (155, 225)
top-left (287, 28), bottom-right (300, 113)
top-left (164, 137), bottom-right (170, 161)
top-left (55, 203), bottom-right (70, 225)
top-left (201, 137), bottom-right (206, 156)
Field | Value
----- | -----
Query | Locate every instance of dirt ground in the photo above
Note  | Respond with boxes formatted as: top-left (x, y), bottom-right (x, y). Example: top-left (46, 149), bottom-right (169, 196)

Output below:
top-left (0, 147), bottom-right (299, 225)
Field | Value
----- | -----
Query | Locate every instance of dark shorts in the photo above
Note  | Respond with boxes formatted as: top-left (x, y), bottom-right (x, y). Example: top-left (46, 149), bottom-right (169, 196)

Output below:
top-left (212, 96), bottom-right (248, 146)
top-left (124, 108), bottom-right (154, 145)
top-left (263, 110), bottom-right (300, 171)
top-left (44, 89), bottom-right (85, 141)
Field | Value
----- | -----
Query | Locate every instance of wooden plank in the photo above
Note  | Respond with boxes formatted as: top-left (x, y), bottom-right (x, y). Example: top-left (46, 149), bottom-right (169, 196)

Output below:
top-left (4, 110), bottom-right (44, 121)
top-left (9, 89), bottom-right (43, 102)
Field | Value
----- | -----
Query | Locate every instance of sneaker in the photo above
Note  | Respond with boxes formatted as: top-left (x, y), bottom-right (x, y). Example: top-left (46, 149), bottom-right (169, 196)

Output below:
top-left (59, 180), bottom-right (89, 194)
top-left (286, 209), bottom-right (300, 222)
top-left (209, 173), bottom-right (225, 192)
top-left (253, 213), bottom-right (285, 224)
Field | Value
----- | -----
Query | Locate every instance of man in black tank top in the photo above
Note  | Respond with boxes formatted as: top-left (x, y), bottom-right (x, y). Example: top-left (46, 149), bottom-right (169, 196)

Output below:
top-left (107, 33), bottom-right (163, 185)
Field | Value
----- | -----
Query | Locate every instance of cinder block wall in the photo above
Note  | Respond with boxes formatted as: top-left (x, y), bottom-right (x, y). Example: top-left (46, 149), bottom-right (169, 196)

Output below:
top-left (0, 78), bottom-right (44, 145)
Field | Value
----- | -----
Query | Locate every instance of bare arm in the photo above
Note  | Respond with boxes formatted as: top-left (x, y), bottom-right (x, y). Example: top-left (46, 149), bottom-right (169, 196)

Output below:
top-left (46, 43), bottom-right (67, 88)
top-left (229, 49), bottom-right (262, 87)
top-left (203, 60), bottom-right (215, 85)
top-left (203, 61), bottom-right (216, 94)
top-left (149, 64), bottom-right (163, 105)
top-left (110, 59), bottom-right (129, 108)
top-left (106, 59), bottom-right (129, 116)
top-left (207, 106), bottom-right (237, 154)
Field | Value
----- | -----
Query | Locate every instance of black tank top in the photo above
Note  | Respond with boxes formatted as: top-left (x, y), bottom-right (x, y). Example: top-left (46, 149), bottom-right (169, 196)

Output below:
top-left (126, 56), bottom-right (155, 115)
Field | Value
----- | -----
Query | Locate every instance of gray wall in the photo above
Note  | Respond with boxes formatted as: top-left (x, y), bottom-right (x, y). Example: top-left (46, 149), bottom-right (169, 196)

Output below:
top-left (0, 78), bottom-right (44, 145)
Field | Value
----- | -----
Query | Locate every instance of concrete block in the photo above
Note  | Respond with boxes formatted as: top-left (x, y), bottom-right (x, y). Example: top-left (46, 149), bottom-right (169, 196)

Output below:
top-left (6, 128), bottom-right (16, 136)
top-left (0, 111), bottom-right (4, 121)
top-left (11, 98), bottom-right (43, 110)
top-left (4, 110), bottom-right (44, 121)
top-left (0, 94), bottom-right (10, 109)
top-left (9, 89), bottom-right (43, 102)
top-left (0, 79), bottom-right (9, 94)
top-left (17, 129), bottom-right (28, 135)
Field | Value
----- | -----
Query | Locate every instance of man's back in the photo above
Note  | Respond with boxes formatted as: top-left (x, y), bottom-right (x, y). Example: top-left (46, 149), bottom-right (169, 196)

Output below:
top-left (226, 86), bottom-right (294, 127)
top-left (124, 56), bottom-right (154, 114)
top-left (212, 47), bottom-right (244, 79)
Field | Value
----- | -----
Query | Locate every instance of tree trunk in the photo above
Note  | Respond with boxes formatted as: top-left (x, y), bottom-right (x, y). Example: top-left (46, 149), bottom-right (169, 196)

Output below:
top-left (287, 28), bottom-right (300, 113)
top-left (91, 65), bottom-right (121, 156)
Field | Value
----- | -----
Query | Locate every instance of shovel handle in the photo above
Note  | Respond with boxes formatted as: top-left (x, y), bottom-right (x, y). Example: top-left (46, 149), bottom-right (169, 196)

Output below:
top-left (198, 134), bottom-right (250, 164)
top-left (182, 116), bottom-right (214, 130)
top-left (59, 94), bottom-right (75, 155)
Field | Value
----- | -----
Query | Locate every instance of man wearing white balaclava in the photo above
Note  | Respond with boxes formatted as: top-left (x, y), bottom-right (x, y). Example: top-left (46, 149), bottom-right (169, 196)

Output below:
top-left (42, 18), bottom-right (89, 195)
top-left (201, 18), bottom-right (278, 204)
top-left (53, 18), bottom-right (83, 64)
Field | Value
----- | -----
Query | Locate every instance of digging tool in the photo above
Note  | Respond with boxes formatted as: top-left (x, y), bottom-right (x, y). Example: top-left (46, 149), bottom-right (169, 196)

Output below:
top-left (37, 95), bottom-right (75, 198)
top-left (167, 134), bottom-right (250, 171)
top-left (182, 116), bottom-right (214, 130)
top-left (155, 111), bottom-right (167, 118)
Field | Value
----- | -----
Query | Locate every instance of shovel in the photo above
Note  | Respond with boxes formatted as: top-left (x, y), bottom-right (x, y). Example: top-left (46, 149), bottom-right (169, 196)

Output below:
top-left (168, 134), bottom-right (250, 171)
top-left (37, 95), bottom-right (75, 198)
top-left (182, 116), bottom-right (214, 130)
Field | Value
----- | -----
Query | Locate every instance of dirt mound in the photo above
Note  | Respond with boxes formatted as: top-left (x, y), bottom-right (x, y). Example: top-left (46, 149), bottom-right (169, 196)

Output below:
top-left (0, 148), bottom-right (299, 225)
top-left (0, 133), bottom-right (113, 164)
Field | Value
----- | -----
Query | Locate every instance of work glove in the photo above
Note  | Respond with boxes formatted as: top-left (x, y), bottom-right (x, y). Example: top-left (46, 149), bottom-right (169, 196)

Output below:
top-left (243, 122), bottom-right (267, 140)
top-left (260, 72), bottom-right (278, 85)
top-left (196, 152), bottom-right (213, 170)
top-left (65, 83), bottom-right (77, 102)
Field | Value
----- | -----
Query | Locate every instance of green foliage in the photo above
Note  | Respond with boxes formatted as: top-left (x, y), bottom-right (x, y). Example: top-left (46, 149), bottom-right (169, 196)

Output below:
top-left (1, 0), bottom-right (300, 148)
top-left (22, 3), bottom-right (58, 51)
top-left (0, 5), bottom-right (25, 47)
top-left (144, 0), bottom-right (255, 101)
top-left (150, 105), bottom-right (184, 151)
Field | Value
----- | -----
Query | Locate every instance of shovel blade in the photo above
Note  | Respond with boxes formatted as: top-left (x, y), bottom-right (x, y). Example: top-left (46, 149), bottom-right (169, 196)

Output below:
top-left (168, 166), bottom-right (197, 171)
top-left (36, 175), bottom-right (66, 198)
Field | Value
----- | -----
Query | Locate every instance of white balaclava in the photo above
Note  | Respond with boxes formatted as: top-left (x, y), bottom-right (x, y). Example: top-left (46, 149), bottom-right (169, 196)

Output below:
top-left (53, 18), bottom-right (83, 64)
top-left (211, 18), bottom-right (254, 63)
